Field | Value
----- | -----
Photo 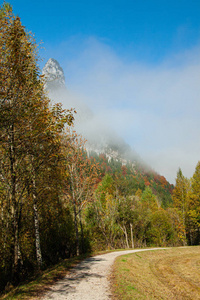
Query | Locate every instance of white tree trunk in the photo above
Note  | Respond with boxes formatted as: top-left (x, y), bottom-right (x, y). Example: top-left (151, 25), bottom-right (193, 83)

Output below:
top-left (32, 176), bottom-right (42, 268)
top-left (130, 223), bottom-right (134, 248)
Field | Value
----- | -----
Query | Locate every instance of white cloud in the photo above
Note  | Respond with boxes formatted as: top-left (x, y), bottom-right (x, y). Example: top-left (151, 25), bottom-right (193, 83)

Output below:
top-left (54, 38), bottom-right (200, 183)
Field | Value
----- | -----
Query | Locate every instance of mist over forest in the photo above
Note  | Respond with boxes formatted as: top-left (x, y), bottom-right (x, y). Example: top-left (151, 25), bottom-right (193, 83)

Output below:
top-left (42, 39), bottom-right (200, 184)
top-left (42, 58), bottom-right (143, 167)
top-left (1, 2), bottom-right (200, 297)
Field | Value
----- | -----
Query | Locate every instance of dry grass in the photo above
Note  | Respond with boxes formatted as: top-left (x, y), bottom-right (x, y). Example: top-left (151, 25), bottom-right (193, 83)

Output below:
top-left (110, 246), bottom-right (200, 300)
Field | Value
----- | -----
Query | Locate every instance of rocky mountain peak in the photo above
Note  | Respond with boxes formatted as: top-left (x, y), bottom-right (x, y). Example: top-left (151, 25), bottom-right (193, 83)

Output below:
top-left (42, 58), bottom-right (66, 90)
top-left (42, 58), bottom-right (140, 167)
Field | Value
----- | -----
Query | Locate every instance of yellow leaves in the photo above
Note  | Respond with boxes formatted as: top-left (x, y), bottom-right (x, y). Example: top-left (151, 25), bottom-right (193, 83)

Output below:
top-left (188, 210), bottom-right (200, 226)
top-left (63, 129), bottom-right (99, 211)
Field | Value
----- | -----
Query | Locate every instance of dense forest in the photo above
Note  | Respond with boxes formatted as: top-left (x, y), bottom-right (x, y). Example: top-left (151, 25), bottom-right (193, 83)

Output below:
top-left (0, 2), bottom-right (200, 293)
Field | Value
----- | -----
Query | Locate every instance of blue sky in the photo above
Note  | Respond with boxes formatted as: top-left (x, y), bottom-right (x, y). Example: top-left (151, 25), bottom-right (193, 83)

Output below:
top-left (7, 0), bottom-right (200, 64)
top-left (3, 0), bottom-right (200, 183)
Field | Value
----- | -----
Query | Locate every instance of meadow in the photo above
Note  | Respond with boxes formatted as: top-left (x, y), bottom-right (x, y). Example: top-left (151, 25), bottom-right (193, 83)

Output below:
top-left (111, 246), bottom-right (200, 299)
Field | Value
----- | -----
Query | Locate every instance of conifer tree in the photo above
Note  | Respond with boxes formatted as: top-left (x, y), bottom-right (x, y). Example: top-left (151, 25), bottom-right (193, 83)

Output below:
top-left (192, 161), bottom-right (200, 202)
top-left (172, 168), bottom-right (190, 244)
top-left (189, 161), bottom-right (200, 243)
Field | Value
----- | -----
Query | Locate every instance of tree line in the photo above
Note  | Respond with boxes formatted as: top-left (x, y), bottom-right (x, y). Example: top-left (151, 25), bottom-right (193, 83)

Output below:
top-left (172, 165), bottom-right (200, 246)
top-left (0, 2), bottom-right (200, 293)
top-left (0, 3), bottom-right (75, 289)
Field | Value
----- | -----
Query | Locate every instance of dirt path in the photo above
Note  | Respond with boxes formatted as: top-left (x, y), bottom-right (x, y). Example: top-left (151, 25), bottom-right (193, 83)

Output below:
top-left (42, 248), bottom-right (166, 300)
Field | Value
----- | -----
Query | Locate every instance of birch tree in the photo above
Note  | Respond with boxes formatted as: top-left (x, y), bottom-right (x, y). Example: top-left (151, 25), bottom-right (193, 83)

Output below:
top-left (0, 2), bottom-right (74, 279)
top-left (63, 130), bottom-right (99, 255)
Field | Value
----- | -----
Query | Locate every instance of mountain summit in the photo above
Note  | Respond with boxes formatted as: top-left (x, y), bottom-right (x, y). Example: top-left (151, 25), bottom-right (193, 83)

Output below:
top-left (42, 58), bottom-right (140, 165)
top-left (42, 58), bottom-right (66, 90)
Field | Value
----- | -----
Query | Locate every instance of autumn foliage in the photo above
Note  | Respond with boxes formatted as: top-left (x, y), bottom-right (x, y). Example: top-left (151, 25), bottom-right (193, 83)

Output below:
top-left (1, 2), bottom-right (200, 295)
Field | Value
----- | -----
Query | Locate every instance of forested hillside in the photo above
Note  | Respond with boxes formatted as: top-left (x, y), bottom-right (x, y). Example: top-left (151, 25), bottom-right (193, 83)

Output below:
top-left (0, 2), bottom-right (200, 294)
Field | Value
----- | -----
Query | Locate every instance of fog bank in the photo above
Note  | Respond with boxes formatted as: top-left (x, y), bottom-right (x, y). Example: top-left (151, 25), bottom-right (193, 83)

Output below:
top-left (45, 38), bottom-right (200, 183)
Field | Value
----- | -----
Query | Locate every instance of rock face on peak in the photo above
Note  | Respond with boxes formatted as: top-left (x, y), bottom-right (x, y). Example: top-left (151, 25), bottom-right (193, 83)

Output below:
top-left (42, 58), bottom-right (140, 166)
top-left (42, 58), bottom-right (66, 90)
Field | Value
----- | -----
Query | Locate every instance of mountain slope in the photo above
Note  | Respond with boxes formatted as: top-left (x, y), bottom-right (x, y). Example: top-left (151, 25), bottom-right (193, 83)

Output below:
top-left (42, 58), bottom-right (174, 205)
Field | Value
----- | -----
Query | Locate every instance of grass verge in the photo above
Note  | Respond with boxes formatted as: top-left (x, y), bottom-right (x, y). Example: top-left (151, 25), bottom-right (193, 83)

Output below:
top-left (110, 246), bottom-right (200, 299)
top-left (0, 254), bottom-right (89, 300)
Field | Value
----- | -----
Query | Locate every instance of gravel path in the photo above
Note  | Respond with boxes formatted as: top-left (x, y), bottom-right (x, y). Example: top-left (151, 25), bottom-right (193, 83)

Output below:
top-left (42, 248), bottom-right (166, 300)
